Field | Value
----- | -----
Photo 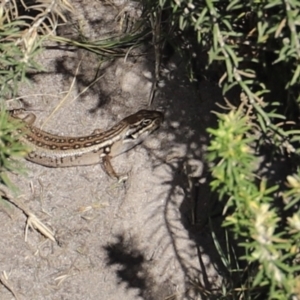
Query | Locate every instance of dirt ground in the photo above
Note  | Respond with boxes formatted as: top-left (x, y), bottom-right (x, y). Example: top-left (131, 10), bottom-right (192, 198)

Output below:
top-left (0, 1), bottom-right (225, 299)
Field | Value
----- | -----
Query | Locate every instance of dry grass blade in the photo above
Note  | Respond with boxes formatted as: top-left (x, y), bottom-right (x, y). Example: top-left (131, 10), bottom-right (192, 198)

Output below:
top-left (70, 73), bottom-right (105, 105)
top-left (41, 62), bottom-right (105, 127)
top-left (41, 59), bottom-right (82, 128)
top-left (0, 271), bottom-right (21, 300)
top-left (54, 273), bottom-right (71, 287)
top-left (5, 0), bottom-right (74, 37)
top-left (0, 185), bottom-right (56, 242)
top-left (25, 212), bottom-right (55, 242)
top-left (50, 24), bottom-right (148, 58)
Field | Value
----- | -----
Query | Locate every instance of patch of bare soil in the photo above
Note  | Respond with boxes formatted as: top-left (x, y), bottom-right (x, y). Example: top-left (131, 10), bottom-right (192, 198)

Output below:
top-left (0, 1), bottom-right (225, 299)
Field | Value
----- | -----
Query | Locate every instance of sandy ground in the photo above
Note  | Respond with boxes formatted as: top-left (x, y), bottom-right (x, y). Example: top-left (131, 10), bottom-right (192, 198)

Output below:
top-left (0, 1), bottom-right (225, 299)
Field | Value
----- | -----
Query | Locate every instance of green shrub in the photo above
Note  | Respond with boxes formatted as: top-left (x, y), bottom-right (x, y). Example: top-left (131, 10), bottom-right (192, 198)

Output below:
top-left (149, 0), bottom-right (300, 298)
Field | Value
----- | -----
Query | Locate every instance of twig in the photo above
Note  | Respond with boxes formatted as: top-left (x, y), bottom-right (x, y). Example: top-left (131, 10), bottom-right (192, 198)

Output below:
top-left (0, 271), bottom-right (21, 300)
top-left (0, 185), bottom-right (56, 242)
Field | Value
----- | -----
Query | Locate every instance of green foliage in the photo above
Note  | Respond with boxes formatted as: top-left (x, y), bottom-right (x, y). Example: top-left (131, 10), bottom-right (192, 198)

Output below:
top-left (142, 0), bottom-right (300, 298)
top-left (157, 0), bottom-right (300, 142)
top-left (207, 109), bottom-right (300, 298)
top-left (0, 109), bottom-right (29, 188)
top-left (0, 0), bottom-right (74, 98)
top-left (0, 10), bottom-right (42, 98)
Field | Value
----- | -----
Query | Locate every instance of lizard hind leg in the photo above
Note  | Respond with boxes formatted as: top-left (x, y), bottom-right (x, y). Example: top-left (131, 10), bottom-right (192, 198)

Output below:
top-left (102, 156), bottom-right (128, 182)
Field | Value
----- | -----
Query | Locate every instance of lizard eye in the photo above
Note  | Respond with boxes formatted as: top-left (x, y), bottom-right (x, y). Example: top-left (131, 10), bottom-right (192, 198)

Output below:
top-left (142, 119), bottom-right (152, 126)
